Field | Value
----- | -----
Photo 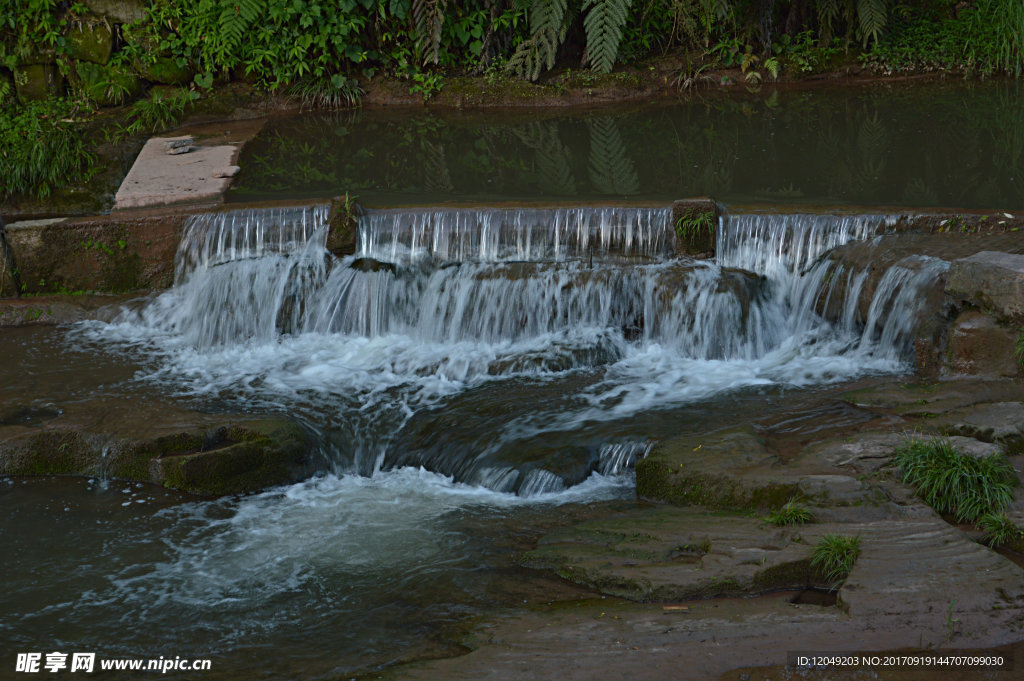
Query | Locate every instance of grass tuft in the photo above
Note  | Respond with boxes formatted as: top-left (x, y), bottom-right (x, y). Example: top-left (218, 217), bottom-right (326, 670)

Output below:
top-left (978, 512), bottom-right (1024, 548)
top-left (811, 534), bottom-right (861, 584)
top-left (767, 500), bottom-right (813, 526)
top-left (892, 436), bottom-right (1016, 523)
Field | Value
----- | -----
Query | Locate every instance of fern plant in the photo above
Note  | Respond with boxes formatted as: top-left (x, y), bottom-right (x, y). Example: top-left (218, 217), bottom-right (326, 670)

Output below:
top-left (582, 0), bottom-right (633, 74)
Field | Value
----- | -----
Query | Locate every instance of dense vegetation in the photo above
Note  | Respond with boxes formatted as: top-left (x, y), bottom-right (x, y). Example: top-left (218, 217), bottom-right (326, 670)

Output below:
top-left (1, 0), bottom-right (1023, 200)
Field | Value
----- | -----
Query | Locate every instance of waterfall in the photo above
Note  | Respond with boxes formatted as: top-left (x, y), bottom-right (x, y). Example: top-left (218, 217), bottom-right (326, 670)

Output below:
top-left (84, 203), bottom-right (950, 494)
top-left (357, 205), bottom-right (674, 264)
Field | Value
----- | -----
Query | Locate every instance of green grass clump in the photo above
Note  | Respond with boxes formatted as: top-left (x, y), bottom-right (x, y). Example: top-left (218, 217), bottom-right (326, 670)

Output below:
top-left (893, 437), bottom-right (1017, 523)
top-left (0, 98), bottom-right (97, 200)
top-left (978, 512), bottom-right (1024, 548)
top-left (674, 210), bottom-right (715, 248)
top-left (767, 501), bottom-right (813, 526)
top-left (811, 534), bottom-right (861, 584)
top-left (123, 88), bottom-right (198, 135)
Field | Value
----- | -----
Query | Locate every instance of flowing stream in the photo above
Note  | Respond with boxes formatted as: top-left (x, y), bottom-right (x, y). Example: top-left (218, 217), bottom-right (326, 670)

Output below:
top-left (5, 202), bottom-right (951, 677)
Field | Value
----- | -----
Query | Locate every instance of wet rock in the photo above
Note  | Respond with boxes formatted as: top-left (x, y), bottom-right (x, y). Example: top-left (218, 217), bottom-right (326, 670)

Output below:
top-left (933, 402), bottom-right (1024, 454)
top-left (148, 421), bottom-right (311, 496)
top-left (670, 198), bottom-right (719, 257)
top-left (1, 218), bottom-right (20, 297)
top-left (636, 426), bottom-right (802, 510)
top-left (327, 193), bottom-right (362, 256)
top-left (65, 18), bottom-right (113, 64)
top-left (0, 416), bottom-right (312, 496)
top-left (0, 295), bottom-right (128, 327)
top-left (84, 0), bottom-right (147, 23)
top-left (946, 251), bottom-right (1024, 322)
top-left (838, 518), bottom-right (1024, 616)
top-left (3, 213), bottom-right (186, 294)
top-left (840, 379), bottom-right (1024, 418)
top-left (802, 432), bottom-right (1002, 473)
top-left (521, 505), bottom-right (832, 601)
top-left (14, 64), bottom-right (63, 102)
top-left (74, 61), bottom-right (142, 106)
top-left (944, 310), bottom-right (1020, 378)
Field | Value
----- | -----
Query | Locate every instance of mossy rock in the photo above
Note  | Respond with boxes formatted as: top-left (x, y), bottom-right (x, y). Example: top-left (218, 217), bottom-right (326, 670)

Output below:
top-left (635, 426), bottom-right (800, 511)
top-left (84, 0), bottom-right (147, 23)
top-left (0, 417), bottom-right (312, 496)
top-left (150, 421), bottom-right (312, 496)
top-left (135, 56), bottom-right (194, 86)
top-left (65, 19), bottom-right (113, 64)
top-left (327, 194), bottom-right (362, 256)
top-left (14, 64), bottom-right (64, 102)
top-left (74, 61), bottom-right (143, 107)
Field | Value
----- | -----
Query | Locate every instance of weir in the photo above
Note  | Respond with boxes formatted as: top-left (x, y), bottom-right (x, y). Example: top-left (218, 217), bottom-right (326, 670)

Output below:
top-left (92, 203), bottom-right (949, 495)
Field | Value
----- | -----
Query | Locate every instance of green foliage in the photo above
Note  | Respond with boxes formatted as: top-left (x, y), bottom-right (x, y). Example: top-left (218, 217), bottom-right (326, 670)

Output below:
top-left (123, 88), bottom-right (198, 135)
top-left (0, 96), bottom-right (96, 200)
top-left (856, 0), bottom-right (888, 47)
top-left (811, 534), bottom-right (860, 584)
top-left (866, 0), bottom-right (1024, 75)
top-left (893, 436), bottom-right (1017, 523)
top-left (288, 74), bottom-right (364, 109)
top-left (978, 512), bottom-right (1024, 548)
top-left (582, 0), bottom-right (633, 74)
top-left (413, 0), bottom-right (448, 65)
top-left (507, 0), bottom-right (569, 81)
top-left (767, 500), bottom-right (813, 526)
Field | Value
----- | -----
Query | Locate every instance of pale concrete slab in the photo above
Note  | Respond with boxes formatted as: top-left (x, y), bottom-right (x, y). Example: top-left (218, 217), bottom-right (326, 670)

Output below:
top-left (113, 137), bottom-right (237, 210)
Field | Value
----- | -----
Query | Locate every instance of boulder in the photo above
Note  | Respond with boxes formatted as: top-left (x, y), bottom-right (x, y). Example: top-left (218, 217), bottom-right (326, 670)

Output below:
top-left (946, 251), bottom-right (1024, 321)
top-left (84, 0), bottom-right (147, 24)
top-left (65, 18), bottom-right (113, 64)
top-left (14, 64), bottom-right (63, 102)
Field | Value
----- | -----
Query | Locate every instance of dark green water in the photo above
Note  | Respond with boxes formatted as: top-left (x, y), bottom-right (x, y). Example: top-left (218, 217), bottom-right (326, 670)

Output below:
top-left (230, 80), bottom-right (1024, 210)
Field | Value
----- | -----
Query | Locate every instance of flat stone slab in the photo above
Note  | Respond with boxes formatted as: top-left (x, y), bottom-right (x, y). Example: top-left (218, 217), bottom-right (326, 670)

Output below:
top-left (946, 250), bottom-right (1024, 321)
top-left (636, 425), bottom-right (880, 510)
top-left (522, 506), bottom-right (832, 601)
top-left (839, 518), bottom-right (1024, 617)
top-left (802, 432), bottom-right (1003, 472)
top-left (114, 136), bottom-right (237, 210)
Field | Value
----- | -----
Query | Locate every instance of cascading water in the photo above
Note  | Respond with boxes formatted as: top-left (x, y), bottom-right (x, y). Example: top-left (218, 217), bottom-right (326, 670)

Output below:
top-left (82, 204), bottom-right (945, 495)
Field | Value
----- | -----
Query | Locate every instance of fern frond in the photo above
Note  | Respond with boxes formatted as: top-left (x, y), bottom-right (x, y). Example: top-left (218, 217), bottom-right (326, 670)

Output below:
top-left (817, 0), bottom-right (841, 43)
top-left (412, 0), bottom-right (448, 65)
top-left (582, 0), bottom-right (632, 74)
top-left (507, 0), bottom-right (569, 80)
top-left (856, 0), bottom-right (887, 47)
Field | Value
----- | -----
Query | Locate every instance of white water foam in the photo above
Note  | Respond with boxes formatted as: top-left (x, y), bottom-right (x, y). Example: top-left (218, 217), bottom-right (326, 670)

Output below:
top-left (74, 205), bottom-right (946, 494)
